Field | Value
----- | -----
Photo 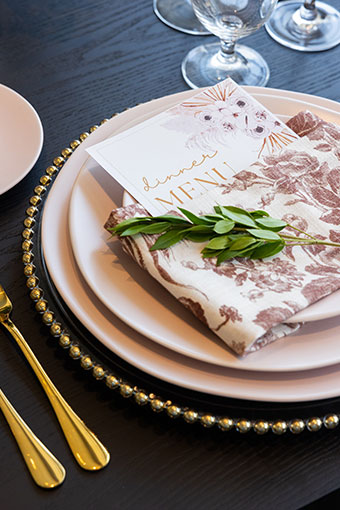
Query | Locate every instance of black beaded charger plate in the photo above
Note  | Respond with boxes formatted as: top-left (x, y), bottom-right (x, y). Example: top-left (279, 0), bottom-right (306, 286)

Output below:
top-left (21, 117), bottom-right (340, 437)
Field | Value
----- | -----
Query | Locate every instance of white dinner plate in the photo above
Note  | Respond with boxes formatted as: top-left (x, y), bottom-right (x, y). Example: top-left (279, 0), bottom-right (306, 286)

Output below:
top-left (67, 87), bottom-right (340, 372)
top-left (42, 89), bottom-right (340, 401)
top-left (0, 84), bottom-right (43, 194)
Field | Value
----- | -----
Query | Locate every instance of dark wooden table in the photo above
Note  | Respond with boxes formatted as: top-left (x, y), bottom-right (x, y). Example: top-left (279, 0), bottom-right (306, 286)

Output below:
top-left (1, 1), bottom-right (340, 508)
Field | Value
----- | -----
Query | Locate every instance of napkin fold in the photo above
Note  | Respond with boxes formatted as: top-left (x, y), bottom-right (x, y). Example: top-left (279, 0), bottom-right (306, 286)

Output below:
top-left (105, 112), bottom-right (340, 356)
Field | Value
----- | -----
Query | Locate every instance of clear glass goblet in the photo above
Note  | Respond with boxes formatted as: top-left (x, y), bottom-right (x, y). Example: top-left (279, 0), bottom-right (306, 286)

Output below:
top-left (265, 0), bottom-right (340, 52)
top-left (181, 0), bottom-right (278, 89)
top-left (153, 0), bottom-right (210, 35)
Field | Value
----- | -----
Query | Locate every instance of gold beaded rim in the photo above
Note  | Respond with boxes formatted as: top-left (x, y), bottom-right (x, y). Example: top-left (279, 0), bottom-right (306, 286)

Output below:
top-left (21, 116), bottom-right (340, 435)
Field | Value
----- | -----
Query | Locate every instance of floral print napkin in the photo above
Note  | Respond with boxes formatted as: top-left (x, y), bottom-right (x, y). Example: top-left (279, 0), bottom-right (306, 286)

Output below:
top-left (105, 112), bottom-right (340, 356)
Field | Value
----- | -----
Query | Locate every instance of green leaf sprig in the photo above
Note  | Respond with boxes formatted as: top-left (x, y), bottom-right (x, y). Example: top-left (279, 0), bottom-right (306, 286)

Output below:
top-left (109, 206), bottom-right (340, 265)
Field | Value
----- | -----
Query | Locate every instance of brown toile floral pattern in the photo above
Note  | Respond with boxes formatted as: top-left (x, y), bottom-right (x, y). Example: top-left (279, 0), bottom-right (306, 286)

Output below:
top-left (106, 111), bottom-right (340, 356)
top-left (221, 111), bottom-right (340, 227)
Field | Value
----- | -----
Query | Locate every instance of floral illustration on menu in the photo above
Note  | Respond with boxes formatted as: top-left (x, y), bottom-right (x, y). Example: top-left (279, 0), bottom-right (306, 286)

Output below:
top-left (162, 80), bottom-right (297, 157)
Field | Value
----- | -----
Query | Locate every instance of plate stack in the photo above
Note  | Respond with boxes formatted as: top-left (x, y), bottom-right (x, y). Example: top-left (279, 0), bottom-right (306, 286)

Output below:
top-left (42, 87), bottom-right (340, 404)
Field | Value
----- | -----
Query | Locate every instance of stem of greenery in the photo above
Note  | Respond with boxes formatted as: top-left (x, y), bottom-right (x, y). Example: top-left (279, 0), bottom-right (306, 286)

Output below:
top-left (109, 205), bottom-right (340, 265)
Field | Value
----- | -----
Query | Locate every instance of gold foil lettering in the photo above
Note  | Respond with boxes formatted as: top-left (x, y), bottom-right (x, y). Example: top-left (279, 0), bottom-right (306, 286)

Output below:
top-left (211, 167), bottom-right (229, 180)
top-left (155, 190), bottom-right (184, 208)
top-left (194, 171), bottom-right (219, 191)
top-left (142, 151), bottom-right (218, 192)
top-left (177, 182), bottom-right (196, 200)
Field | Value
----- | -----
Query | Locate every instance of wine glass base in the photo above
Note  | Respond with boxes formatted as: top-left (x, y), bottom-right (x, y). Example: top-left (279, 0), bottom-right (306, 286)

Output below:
top-left (181, 42), bottom-right (270, 89)
top-left (153, 0), bottom-right (210, 35)
top-left (265, 0), bottom-right (340, 52)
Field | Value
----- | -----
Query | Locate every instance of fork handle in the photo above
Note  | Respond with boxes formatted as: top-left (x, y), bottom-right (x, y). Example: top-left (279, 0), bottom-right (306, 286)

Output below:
top-left (2, 318), bottom-right (110, 471)
top-left (0, 388), bottom-right (65, 488)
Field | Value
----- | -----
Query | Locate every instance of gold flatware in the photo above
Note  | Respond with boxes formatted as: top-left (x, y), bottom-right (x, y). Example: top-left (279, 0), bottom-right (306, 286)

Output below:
top-left (0, 388), bottom-right (65, 488)
top-left (0, 284), bottom-right (110, 471)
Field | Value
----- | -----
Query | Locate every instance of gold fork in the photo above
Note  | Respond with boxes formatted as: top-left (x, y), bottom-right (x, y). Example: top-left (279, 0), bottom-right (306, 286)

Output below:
top-left (0, 388), bottom-right (65, 488)
top-left (0, 284), bottom-right (110, 471)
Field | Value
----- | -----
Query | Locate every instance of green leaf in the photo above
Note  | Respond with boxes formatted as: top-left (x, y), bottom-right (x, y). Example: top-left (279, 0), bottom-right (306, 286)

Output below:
top-left (216, 249), bottom-right (240, 265)
top-left (120, 223), bottom-right (154, 236)
top-left (215, 241), bottom-right (264, 264)
top-left (201, 249), bottom-right (223, 258)
top-left (213, 220), bottom-right (235, 234)
top-left (201, 214), bottom-right (225, 223)
top-left (227, 233), bottom-right (246, 241)
top-left (249, 210), bottom-right (270, 218)
top-left (178, 208), bottom-right (210, 225)
top-left (185, 232), bottom-right (214, 242)
top-left (247, 229), bottom-right (282, 241)
top-left (186, 225), bottom-right (214, 233)
top-left (250, 241), bottom-right (285, 259)
top-left (184, 224), bottom-right (214, 242)
top-left (237, 241), bottom-right (264, 257)
top-left (154, 215), bottom-right (191, 224)
top-left (205, 236), bottom-right (230, 250)
top-left (224, 205), bottom-right (253, 215)
top-left (113, 217), bottom-right (151, 233)
top-left (228, 236), bottom-right (257, 251)
top-left (219, 206), bottom-right (257, 227)
top-left (138, 222), bottom-right (170, 234)
top-left (255, 217), bottom-right (287, 231)
top-left (149, 230), bottom-right (185, 250)
top-left (217, 241), bottom-right (263, 265)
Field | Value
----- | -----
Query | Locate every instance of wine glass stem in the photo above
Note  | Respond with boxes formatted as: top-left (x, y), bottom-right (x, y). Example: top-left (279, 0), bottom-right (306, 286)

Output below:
top-left (219, 40), bottom-right (237, 63)
top-left (300, 0), bottom-right (317, 21)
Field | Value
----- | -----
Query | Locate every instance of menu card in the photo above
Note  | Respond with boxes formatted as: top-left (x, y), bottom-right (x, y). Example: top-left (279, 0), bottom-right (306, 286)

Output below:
top-left (87, 78), bottom-right (298, 216)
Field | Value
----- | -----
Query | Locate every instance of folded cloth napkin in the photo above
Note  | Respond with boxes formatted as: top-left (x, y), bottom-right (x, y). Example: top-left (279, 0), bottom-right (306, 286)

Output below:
top-left (105, 111), bottom-right (340, 356)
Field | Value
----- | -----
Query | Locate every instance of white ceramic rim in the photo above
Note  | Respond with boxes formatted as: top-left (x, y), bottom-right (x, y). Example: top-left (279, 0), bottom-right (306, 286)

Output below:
top-left (0, 84), bottom-right (43, 194)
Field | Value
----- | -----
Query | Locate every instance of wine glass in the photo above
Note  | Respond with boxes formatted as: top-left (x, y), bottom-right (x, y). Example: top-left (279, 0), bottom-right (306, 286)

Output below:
top-left (265, 0), bottom-right (340, 51)
top-left (181, 0), bottom-right (278, 89)
top-left (153, 0), bottom-right (210, 35)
